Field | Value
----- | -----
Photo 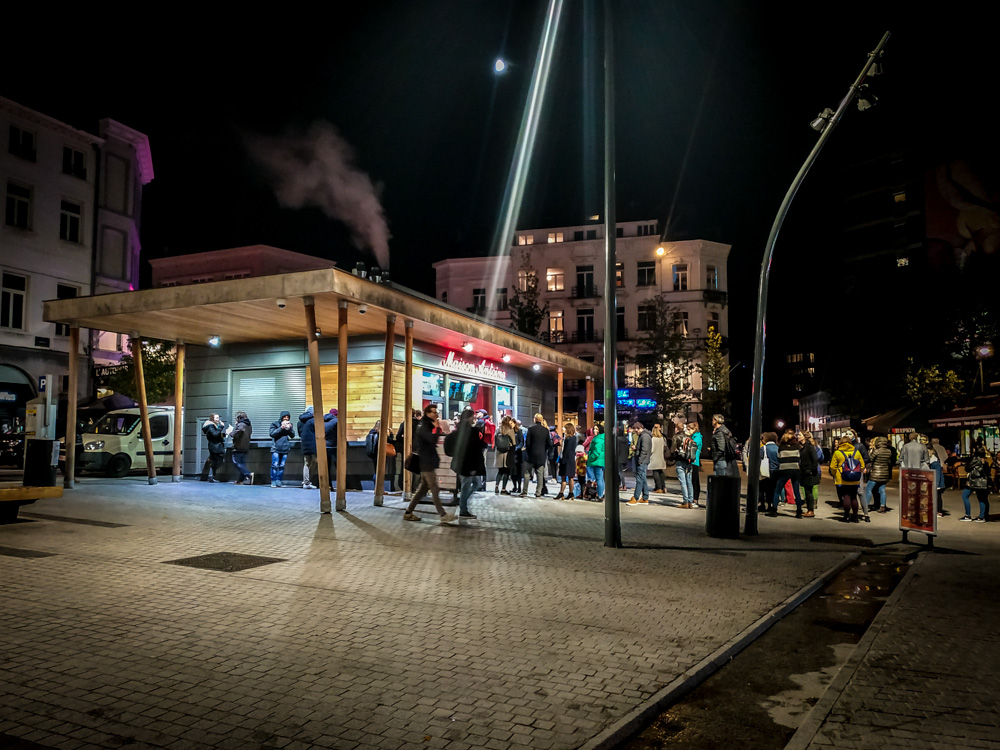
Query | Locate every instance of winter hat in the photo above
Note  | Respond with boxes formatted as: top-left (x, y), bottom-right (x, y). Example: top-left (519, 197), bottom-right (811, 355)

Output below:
top-left (575, 444), bottom-right (585, 454)
top-left (329, 408), bottom-right (338, 416)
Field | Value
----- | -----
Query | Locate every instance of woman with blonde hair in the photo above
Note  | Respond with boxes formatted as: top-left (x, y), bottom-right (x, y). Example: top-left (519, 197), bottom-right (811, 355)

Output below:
top-left (494, 416), bottom-right (517, 495)
top-left (649, 424), bottom-right (668, 495)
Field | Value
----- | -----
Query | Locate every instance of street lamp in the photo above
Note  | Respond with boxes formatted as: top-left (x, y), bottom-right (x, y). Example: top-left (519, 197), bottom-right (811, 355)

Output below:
top-left (976, 342), bottom-right (994, 393)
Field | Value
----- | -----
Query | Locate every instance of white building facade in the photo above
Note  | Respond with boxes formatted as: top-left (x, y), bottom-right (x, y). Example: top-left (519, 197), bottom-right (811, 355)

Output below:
top-left (1, 96), bottom-right (152, 434)
top-left (434, 219), bottom-right (731, 419)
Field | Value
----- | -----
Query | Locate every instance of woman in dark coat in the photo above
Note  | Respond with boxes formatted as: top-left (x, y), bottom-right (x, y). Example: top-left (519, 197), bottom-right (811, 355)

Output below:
top-left (798, 430), bottom-right (820, 517)
top-left (454, 408), bottom-right (486, 518)
top-left (557, 423), bottom-right (578, 499)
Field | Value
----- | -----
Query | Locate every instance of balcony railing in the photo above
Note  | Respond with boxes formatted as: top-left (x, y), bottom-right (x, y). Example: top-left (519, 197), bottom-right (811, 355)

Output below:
top-left (571, 284), bottom-right (601, 299)
top-left (571, 329), bottom-right (602, 343)
top-left (703, 289), bottom-right (728, 306)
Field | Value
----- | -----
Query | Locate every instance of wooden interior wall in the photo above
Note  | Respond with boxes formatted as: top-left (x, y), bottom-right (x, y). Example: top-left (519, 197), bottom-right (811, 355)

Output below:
top-left (305, 364), bottom-right (419, 441)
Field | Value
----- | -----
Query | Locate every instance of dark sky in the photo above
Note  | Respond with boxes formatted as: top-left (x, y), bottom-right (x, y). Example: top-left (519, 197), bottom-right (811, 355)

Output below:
top-left (5, 1), bottom-right (994, 426)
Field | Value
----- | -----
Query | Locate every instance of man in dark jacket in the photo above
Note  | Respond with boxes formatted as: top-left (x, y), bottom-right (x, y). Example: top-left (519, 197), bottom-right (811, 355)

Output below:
top-left (627, 422), bottom-right (652, 505)
top-left (201, 413), bottom-right (228, 482)
top-left (403, 404), bottom-right (456, 524)
top-left (454, 408), bottom-right (487, 518)
top-left (711, 414), bottom-right (735, 477)
top-left (269, 411), bottom-right (295, 487)
top-left (230, 411), bottom-right (253, 485)
top-left (324, 408), bottom-right (339, 490)
top-left (523, 413), bottom-right (551, 497)
top-left (298, 407), bottom-right (317, 489)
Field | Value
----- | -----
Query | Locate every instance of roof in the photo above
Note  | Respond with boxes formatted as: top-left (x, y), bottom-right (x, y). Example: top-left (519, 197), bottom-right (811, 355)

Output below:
top-left (43, 266), bottom-right (602, 381)
top-left (861, 406), bottom-right (933, 434)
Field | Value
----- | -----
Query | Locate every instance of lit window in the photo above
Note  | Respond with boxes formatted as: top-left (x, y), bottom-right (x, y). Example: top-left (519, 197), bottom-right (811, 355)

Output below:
top-left (675, 311), bottom-right (688, 337)
top-left (615, 262), bottom-right (625, 288)
top-left (893, 191), bottom-right (906, 203)
top-left (672, 264), bottom-right (688, 291)
top-left (518, 269), bottom-right (535, 292)
top-left (548, 310), bottom-right (564, 342)
top-left (546, 267), bottom-right (564, 292)
top-left (5, 182), bottom-right (31, 229)
top-left (1, 272), bottom-right (27, 330)
top-left (547, 232), bottom-right (564, 243)
top-left (517, 234), bottom-right (534, 245)
top-left (60, 200), bottom-right (82, 243)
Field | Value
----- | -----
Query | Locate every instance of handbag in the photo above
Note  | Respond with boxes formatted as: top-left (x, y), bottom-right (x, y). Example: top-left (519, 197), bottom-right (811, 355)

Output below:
top-left (404, 452), bottom-right (420, 473)
top-left (385, 443), bottom-right (396, 457)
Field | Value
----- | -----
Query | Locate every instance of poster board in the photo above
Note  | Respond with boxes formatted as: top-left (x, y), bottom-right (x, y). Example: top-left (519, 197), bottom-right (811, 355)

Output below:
top-left (899, 468), bottom-right (937, 536)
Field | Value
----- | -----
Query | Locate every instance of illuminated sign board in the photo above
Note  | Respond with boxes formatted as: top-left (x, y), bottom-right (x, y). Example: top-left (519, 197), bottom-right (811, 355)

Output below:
top-left (439, 351), bottom-right (509, 382)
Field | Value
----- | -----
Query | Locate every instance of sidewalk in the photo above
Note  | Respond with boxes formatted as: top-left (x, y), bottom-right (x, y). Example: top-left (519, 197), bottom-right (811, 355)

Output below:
top-left (0, 475), bottom-right (997, 749)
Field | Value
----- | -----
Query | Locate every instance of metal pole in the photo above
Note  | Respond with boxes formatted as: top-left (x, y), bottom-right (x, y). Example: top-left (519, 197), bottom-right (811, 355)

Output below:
top-left (746, 31), bottom-right (890, 535)
top-left (603, 0), bottom-right (621, 548)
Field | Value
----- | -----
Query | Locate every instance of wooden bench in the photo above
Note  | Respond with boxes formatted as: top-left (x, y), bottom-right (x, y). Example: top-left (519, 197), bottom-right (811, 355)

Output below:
top-left (0, 486), bottom-right (64, 523)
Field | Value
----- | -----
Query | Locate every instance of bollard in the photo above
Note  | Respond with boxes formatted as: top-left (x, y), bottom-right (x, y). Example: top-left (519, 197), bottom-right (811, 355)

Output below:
top-left (706, 474), bottom-right (741, 538)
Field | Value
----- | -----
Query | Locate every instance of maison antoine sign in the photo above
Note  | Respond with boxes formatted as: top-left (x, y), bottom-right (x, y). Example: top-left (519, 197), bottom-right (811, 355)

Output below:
top-left (440, 352), bottom-right (508, 382)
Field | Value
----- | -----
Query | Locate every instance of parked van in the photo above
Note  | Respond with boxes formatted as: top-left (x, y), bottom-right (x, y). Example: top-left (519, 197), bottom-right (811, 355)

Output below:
top-left (80, 407), bottom-right (179, 477)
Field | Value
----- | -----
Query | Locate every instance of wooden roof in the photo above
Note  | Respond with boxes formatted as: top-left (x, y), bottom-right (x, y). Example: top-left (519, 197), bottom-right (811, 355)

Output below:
top-left (43, 267), bottom-right (603, 380)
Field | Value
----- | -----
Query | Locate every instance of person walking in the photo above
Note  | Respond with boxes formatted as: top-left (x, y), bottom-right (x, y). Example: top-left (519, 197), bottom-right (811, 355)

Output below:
top-left (523, 413), bottom-right (551, 497)
top-left (494, 416), bottom-right (516, 495)
top-left (454, 408), bottom-right (486, 519)
top-left (771, 430), bottom-right (804, 517)
top-left (864, 436), bottom-right (894, 513)
top-left (960, 448), bottom-right (991, 522)
top-left (798, 430), bottom-right (820, 517)
top-left (269, 411), bottom-right (295, 488)
top-left (403, 404), bottom-right (457, 525)
top-left (627, 421), bottom-right (652, 506)
top-left (557, 422), bottom-right (578, 499)
top-left (649, 424), bottom-right (669, 496)
top-left (230, 411), bottom-right (253, 485)
top-left (830, 434), bottom-right (866, 523)
top-left (298, 407), bottom-right (318, 489)
top-left (587, 423), bottom-right (606, 501)
top-left (201, 413), bottom-right (228, 482)
top-left (710, 414), bottom-right (736, 477)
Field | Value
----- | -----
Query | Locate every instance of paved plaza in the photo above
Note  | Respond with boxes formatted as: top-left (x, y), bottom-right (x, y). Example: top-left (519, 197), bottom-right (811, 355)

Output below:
top-left (1, 475), bottom-right (998, 750)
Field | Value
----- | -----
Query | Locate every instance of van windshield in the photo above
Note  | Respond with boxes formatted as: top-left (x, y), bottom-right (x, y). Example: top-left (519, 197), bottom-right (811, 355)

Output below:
top-left (92, 413), bottom-right (140, 435)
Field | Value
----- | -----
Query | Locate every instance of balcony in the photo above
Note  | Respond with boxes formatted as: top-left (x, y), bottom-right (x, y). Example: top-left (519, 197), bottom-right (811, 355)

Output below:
top-left (703, 289), bottom-right (728, 307)
top-left (539, 331), bottom-right (568, 344)
top-left (571, 329), bottom-right (603, 343)
top-left (571, 284), bottom-right (601, 299)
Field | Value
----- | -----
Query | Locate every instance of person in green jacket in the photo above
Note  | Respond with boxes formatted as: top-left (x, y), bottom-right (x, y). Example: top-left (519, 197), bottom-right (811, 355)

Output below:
top-left (587, 424), bottom-right (606, 500)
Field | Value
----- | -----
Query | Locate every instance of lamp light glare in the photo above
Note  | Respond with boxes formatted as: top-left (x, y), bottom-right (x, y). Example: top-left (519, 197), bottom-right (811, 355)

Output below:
top-left (655, 245), bottom-right (665, 256)
top-left (532, 363), bottom-right (541, 372)
top-left (494, 58), bottom-right (506, 73)
top-left (462, 342), bottom-right (474, 353)
top-left (501, 354), bottom-right (511, 363)
top-left (208, 335), bottom-right (221, 347)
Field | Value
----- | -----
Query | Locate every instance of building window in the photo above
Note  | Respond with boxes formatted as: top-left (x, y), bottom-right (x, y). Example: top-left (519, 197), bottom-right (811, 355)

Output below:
top-left (586, 229), bottom-right (597, 240)
top-left (637, 303), bottom-right (656, 332)
top-left (8, 126), bottom-right (36, 161)
top-left (546, 267), bottom-right (564, 292)
top-left (441, 291), bottom-right (448, 303)
top-left (637, 260), bottom-right (656, 287)
top-left (615, 262), bottom-right (625, 288)
top-left (616, 227), bottom-right (624, 238)
top-left (98, 227), bottom-right (129, 280)
top-left (63, 147), bottom-right (87, 180)
top-left (616, 307), bottom-right (626, 339)
top-left (574, 230), bottom-right (584, 241)
top-left (496, 287), bottom-right (508, 311)
top-left (547, 232), bottom-right (564, 243)
top-left (672, 263), bottom-right (688, 291)
top-left (472, 288), bottom-right (486, 310)
top-left (5, 182), bottom-right (31, 229)
top-left (60, 200), bottom-right (83, 243)
top-left (1, 272), bottom-right (27, 330)
top-left (517, 269), bottom-right (535, 292)
top-left (709, 312), bottom-right (720, 335)
top-left (548, 310), bottom-right (564, 342)
top-left (517, 234), bottom-right (534, 245)
top-left (675, 311), bottom-right (689, 337)
top-left (576, 308), bottom-right (594, 340)
top-left (707, 265), bottom-right (719, 290)
top-left (55, 284), bottom-right (78, 336)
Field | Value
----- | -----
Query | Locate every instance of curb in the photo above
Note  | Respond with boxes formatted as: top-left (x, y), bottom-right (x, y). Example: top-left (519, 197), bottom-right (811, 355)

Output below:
top-left (782, 551), bottom-right (925, 750)
top-left (576, 550), bottom-right (862, 750)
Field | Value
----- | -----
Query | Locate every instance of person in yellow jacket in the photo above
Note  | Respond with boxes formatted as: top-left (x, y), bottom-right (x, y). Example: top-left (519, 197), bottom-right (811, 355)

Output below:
top-left (829, 434), bottom-right (866, 523)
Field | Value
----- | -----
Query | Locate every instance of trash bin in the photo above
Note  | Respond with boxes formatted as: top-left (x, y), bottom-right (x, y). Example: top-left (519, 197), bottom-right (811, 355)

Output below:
top-left (706, 474), bottom-right (740, 538)
top-left (23, 439), bottom-right (58, 487)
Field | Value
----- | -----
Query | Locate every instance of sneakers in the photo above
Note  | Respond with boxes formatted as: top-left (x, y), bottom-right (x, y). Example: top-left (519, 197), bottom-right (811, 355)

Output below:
top-left (626, 498), bottom-right (638, 506)
top-left (974, 517), bottom-right (987, 523)
top-left (270, 482), bottom-right (278, 488)
top-left (459, 512), bottom-right (477, 519)
top-left (303, 483), bottom-right (316, 490)
top-left (439, 513), bottom-right (457, 525)
top-left (679, 502), bottom-right (692, 509)
top-left (637, 499), bottom-right (649, 505)
top-left (403, 513), bottom-right (421, 522)
top-left (275, 480), bottom-right (283, 488)
top-left (500, 490), bottom-right (510, 496)
top-left (691, 502), bottom-right (700, 509)
top-left (802, 511), bottom-right (815, 517)
top-left (960, 515), bottom-right (973, 522)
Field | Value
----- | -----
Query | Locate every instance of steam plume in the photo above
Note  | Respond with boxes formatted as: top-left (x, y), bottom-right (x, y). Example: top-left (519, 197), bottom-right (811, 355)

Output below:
top-left (247, 123), bottom-right (390, 270)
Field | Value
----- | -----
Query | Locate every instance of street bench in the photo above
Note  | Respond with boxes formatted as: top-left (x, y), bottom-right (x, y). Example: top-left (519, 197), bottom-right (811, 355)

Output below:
top-left (0, 486), bottom-right (64, 524)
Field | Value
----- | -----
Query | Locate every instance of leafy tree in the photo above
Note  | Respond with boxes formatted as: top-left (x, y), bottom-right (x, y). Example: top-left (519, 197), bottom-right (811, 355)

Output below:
top-left (699, 326), bottom-right (730, 419)
top-left (507, 250), bottom-right (549, 337)
top-left (635, 294), bottom-right (695, 416)
top-left (904, 362), bottom-right (963, 412)
top-left (106, 339), bottom-right (177, 404)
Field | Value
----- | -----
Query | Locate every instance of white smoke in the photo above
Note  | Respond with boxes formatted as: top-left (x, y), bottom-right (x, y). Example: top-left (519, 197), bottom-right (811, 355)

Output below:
top-left (247, 123), bottom-right (390, 271)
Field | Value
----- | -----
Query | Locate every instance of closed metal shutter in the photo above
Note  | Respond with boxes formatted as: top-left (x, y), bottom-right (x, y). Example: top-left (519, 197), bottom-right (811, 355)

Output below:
top-left (231, 367), bottom-right (307, 440)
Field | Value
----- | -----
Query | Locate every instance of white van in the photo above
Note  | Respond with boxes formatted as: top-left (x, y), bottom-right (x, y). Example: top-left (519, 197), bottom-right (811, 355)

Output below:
top-left (80, 407), bottom-right (179, 477)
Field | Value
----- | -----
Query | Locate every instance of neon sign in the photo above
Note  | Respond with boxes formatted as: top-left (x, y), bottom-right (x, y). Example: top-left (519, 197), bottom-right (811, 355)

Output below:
top-left (440, 351), bottom-right (509, 382)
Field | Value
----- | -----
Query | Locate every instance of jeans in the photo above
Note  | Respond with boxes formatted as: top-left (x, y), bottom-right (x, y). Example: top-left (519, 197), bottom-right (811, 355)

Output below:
top-left (407, 470), bottom-right (447, 516)
top-left (302, 453), bottom-right (317, 487)
top-left (525, 463), bottom-right (546, 495)
top-left (588, 465), bottom-right (606, 498)
top-left (676, 461), bottom-right (693, 504)
top-left (773, 471), bottom-right (802, 511)
top-left (714, 458), bottom-right (728, 476)
top-left (232, 451), bottom-right (250, 482)
top-left (963, 488), bottom-right (991, 519)
top-left (459, 475), bottom-right (478, 514)
top-left (633, 463), bottom-right (650, 500)
top-left (270, 452), bottom-right (288, 483)
top-left (865, 479), bottom-right (887, 510)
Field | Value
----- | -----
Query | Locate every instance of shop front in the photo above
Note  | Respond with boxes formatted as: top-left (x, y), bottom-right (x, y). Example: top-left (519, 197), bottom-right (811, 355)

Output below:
top-left (930, 394), bottom-right (1000, 455)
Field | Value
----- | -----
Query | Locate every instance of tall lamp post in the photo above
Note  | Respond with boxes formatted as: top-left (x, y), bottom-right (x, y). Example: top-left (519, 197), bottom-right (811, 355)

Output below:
top-left (745, 31), bottom-right (890, 536)
top-left (976, 343), bottom-right (994, 393)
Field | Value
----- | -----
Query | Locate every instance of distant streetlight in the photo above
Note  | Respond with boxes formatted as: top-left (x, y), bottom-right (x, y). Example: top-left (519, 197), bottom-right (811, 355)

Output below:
top-left (494, 58), bottom-right (507, 74)
top-left (976, 342), bottom-right (994, 393)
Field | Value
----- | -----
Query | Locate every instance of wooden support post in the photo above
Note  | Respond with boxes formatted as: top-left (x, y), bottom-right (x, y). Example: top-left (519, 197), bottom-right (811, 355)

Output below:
top-left (64, 327), bottom-right (80, 489)
top-left (557, 368), bottom-right (564, 430)
top-left (586, 377), bottom-right (595, 431)
top-left (374, 315), bottom-right (396, 506)
top-left (172, 342), bottom-right (185, 482)
top-left (304, 298), bottom-right (331, 513)
top-left (337, 300), bottom-right (348, 511)
top-left (403, 320), bottom-right (414, 497)
top-left (130, 334), bottom-right (157, 485)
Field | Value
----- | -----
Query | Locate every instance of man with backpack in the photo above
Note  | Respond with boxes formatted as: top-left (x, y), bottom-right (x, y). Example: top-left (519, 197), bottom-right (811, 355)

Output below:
top-left (710, 414), bottom-right (738, 477)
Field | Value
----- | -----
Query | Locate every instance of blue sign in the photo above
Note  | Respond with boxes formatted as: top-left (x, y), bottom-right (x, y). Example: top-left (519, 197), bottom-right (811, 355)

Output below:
top-left (635, 398), bottom-right (657, 409)
top-left (617, 388), bottom-right (630, 398)
top-left (38, 376), bottom-right (47, 393)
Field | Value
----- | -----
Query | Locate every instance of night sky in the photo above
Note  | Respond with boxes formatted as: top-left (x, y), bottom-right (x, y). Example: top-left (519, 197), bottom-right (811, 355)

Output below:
top-left (5, 1), bottom-right (994, 429)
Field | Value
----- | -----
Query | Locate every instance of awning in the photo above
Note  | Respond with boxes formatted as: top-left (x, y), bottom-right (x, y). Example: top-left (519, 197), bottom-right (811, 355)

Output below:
top-left (929, 394), bottom-right (1000, 428)
top-left (862, 406), bottom-right (934, 435)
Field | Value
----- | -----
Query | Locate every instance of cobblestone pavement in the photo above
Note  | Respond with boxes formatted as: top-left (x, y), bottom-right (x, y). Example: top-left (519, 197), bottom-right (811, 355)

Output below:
top-left (0, 475), bottom-right (995, 750)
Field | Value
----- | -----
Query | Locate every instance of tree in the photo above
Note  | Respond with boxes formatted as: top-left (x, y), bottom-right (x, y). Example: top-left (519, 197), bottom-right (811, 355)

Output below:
top-left (635, 294), bottom-right (695, 416)
top-left (507, 250), bottom-right (549, 337)
top-left (699, 326), bottom-right (730, 419)
top-left (106, 339), bottom-right (177, 404)
top-left (904, 362), bottom-right (963, 412)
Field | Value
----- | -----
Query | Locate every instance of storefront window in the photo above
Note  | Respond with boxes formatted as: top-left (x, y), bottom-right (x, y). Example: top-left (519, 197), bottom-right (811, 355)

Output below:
top-left (421, 370), bottom-right (445, 408)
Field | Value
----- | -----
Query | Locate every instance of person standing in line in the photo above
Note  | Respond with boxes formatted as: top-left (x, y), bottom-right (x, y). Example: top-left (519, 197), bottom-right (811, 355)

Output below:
top-left (898, 432), bottom-right (930, 470)
top-left (830, 434), bottom-right (866, 523)
top-left (710, 414), bottom-right (735, 477)
top-left (395, 409), bottom-right (420, 493)
top-left (510, 419), bottom-right (525, 495)
top-left (771, 430), bottom-right (803, 518)
top-left (493, 416), bottom-right (516, 495)
top-left (688, 421), bottom-right (703, 505)
top-left (201, 413), bottom-right (228, 482)
top-left (298, 407), bottom-right (317, 489)
top-left (864, 436), bottom-right (894, 513)
top-left (587, 423), bottom-right (606, 501)
top-left (928, 435), bottom-right (949, 517)
top-left (627, 421), bottom-right (652, 506)
top-left (365, 419), bottom-right (395, 490)
top-left (547, 422), bottom-right (562, 484)
top-left (649, 424), bottom-right (669, 496)
top-left (798, 430), bottom-right (820, 517)
top-left (454, 408), bottom-right (486, 519)
top-left (269, 411), bottom-right (295, 488)
top-left (230, 411), bottom-right (253, 485)
top-left (557, 422), bottom-right (578, 499)
top-left (617, 425), bottom-right (632, 491)
top-left (759, 432), bottom-right (780, 513)
top-left (523, 413), bottom-right (551, 497)
top-left (960, 448), bottom-right (991, 522)
top-left (324, 408), bottom-right (339, 491)
top-left (574, 444), bottom-right (588, 498)
top-left (403, 403), bottom-right (457, 525)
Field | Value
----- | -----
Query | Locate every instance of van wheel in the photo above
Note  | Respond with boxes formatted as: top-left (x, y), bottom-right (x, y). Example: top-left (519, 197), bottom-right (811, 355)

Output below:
top-left (107, 453), bottom-right (132, 478)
